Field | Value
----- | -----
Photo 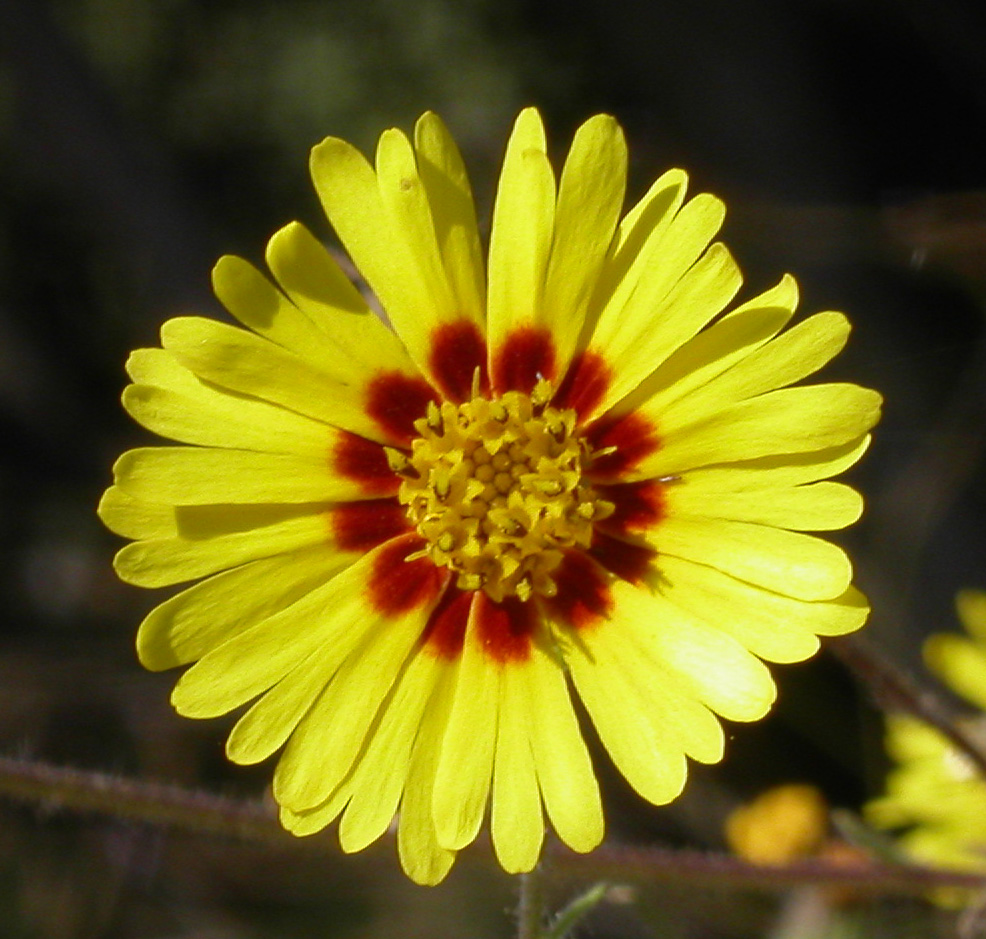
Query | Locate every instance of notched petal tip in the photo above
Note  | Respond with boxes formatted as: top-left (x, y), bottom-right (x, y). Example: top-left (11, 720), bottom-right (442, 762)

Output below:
top-left (110, 448), bottom-right (141, 489)
top-left (124, 348), bottom-right (163, 383)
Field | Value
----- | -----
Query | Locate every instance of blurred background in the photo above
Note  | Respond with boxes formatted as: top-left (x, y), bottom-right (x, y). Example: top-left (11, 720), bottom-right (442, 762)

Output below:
top-left (2, 0), bottom-right (986, 935)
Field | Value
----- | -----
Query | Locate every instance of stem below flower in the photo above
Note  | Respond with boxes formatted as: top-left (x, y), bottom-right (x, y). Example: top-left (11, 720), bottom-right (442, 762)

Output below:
top-left (518, 866), bottom-right (545, 939)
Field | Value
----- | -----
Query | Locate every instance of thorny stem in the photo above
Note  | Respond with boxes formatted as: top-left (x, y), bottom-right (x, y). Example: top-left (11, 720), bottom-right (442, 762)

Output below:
top-left (3, 753), bottom-right (986, 895)
top-left (831, 633), bottom-right (986, 780)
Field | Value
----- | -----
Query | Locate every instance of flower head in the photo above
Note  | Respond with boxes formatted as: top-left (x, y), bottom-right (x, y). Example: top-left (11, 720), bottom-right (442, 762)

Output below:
top-left (866, 591), bottom-right (986, 874)
top-left (100, 109), bottom-right (880, 884)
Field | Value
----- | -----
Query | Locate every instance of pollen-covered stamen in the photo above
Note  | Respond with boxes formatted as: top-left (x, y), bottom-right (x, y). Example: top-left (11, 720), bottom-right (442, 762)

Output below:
top-left (389, 381), bottom-right (615, 602)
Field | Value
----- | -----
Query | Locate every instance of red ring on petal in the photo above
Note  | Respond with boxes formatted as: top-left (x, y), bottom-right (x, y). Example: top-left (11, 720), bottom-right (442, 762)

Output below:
top-left (554, 349), bottom-right (612, 422)
top-left (332, 432), bottom-right (401, 496)
top-left (474, 591), bottom-right (539, 664)
top-left (422, 586), bottom-right (474, 660)
top-left (367, 533), bottom-right (449, 616)
top-left (596, 480), bottom-right (666, 536)
top-left (543, 549), bottom-right (614, 631)
top-left (584, 411), bottom-right (660, 480)
top-left (331, 499), bottom-right (411, 552)
top-left (589, 533), bottom-right (656, 587)
top-left (429, 320), bottom-right (488, 402)
top-left (365, 372), bottom-right (439, 446)
top-left (491, 326), bottom-right (556, 395)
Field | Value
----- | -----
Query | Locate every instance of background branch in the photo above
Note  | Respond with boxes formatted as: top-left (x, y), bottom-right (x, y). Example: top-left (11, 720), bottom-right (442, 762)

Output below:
top-left (3, 753), bottom-right (986, 897)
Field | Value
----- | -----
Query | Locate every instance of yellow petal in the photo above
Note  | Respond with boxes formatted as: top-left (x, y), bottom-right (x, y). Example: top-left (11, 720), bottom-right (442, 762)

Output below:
top-left (586, 241), bottom-right (742, 418)
top-left (272, 601), bottom-right (425, 812)
top-left (658, 554), bottom-right (868, 663)
top-left (279, 783), bottom-right (353, 837)
top-left (651, 515), bottom-right (853, 601)
top-left (524, 645), bottom-right (603, 852)
top-left (567, 634), bottom-right (688, 805)
top-left (432, 594), bottom-right (499, 851)
top-left (670, 310), bottom-right (852, 414)
top-left (225, 648), bottom-right (332, 765)
top-left (339, 654), bottom-right (449, 854)
top-left (98, 486), bottom-right (176, 540)
top-left (667, 480), bottom-right (863, 531)
top-left (924, 634), bottom-right (986, 711)
top-left (884, 714), bottom-right (950, 763)
top-left (264, 221), bottom-right (419, 377)
top-left (586, 168), bottom-right (688, 330)
top-left (310, 134), bottom-right (452, 384)
top-left (161, 317), bottom-right (394, 444)
top-left (212, 254), bottom-right (341, 360)
top-left (115, 505), bottom-right (334, 588)
top-left (676, 437), bottom-right (871, 492)
top-left (112, 446), bottom-right (373, 505)
top-left (636, 383), bottom-right (882, 478)
top-left (398, 667), bottom-right (458, 885)
top-left (592, 189), bottom-right (722, 346)
top-left (539, 114), bottom-right (627, 374)
top-left (491, 665), bottom-right (544, 874)
top-left (122, 380), bottom-right (334, 456)
top-left (125, 346), bottom-right (188, 386)
top-left (487, 109), bottom-right (555, 359)
top-left (616, 274), bottom-right (799, 418)
top-left (135, 544), bottom-right (346, 671)
top-left (375, 128), bottom-right (468, 329)
top-left (414, 111), bottom-right (487, 326)
top-left (957, 590), bottom-right (986, 645)
top-left (576, 190), bottom-right (728, 411)
top-left (169, 546), bottom-right (386, 717)
top-left (610, 581), bottom-right (776, 722)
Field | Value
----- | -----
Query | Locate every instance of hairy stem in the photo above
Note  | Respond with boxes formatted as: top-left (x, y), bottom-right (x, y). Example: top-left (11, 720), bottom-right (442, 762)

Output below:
top-left (0, 753), bottom-right (288, 846)
top-left (3, 753), bottom-right (986, 895)
top-left (549, 842), bottom-right (986, 895)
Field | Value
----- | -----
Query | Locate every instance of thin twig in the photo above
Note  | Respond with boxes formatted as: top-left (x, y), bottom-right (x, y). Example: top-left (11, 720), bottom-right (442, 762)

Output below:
top-left (549, 842), bottom-right (986, 896)
top-left (830, 633), bottom-right (986, 780)
top-left (0, 753), bottom-right (291, 847)
top-left (4, 753), bottom-right (986, 895)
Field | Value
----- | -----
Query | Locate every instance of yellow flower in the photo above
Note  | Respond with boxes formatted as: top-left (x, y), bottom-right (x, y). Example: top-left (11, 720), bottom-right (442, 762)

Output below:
top-left (866, 591), bottom-right (986, 874)
top-left (726, 784), bottom-right (829, 865)
top-left (100, 109), bottom-right (880, 884)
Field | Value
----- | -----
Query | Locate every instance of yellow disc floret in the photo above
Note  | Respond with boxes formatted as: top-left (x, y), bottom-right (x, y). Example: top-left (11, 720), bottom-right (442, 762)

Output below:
top-left (387, 381), bottom-right (614, 603)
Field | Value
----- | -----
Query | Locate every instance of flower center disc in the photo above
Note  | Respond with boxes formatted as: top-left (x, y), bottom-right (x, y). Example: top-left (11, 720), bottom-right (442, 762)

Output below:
top-left (389, 382), bottom-right (614, 602)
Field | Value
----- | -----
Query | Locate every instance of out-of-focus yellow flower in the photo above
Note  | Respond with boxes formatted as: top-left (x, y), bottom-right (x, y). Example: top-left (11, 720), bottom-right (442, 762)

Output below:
top-left (866, 591), bottom-right (986, 874)
top-left (100, 109), bottom-right (880, 884)
top-left (726, 784), bottom-right (829, 865)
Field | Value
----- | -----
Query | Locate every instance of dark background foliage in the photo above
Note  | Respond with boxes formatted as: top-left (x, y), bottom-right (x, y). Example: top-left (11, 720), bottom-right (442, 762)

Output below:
top-left (1, 0), bottom-right (985, 935)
